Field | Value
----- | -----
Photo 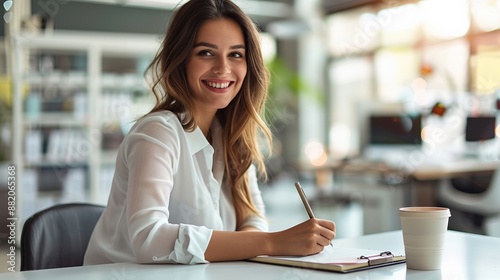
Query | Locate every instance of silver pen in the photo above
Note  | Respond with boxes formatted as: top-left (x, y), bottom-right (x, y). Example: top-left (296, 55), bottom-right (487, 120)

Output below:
top-left (295, 181), bottom-right (333, 247)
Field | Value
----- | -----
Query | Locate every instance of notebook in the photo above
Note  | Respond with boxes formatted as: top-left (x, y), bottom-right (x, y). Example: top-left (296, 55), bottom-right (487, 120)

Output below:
top-left (248, 246), bottom-right (406, 273)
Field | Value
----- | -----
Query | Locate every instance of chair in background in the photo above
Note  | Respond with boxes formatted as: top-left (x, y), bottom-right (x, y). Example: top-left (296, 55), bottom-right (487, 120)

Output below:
top-left (438, 168), bottom-right (500, 237)
top-left (20, 203), bottom-right (105, 271)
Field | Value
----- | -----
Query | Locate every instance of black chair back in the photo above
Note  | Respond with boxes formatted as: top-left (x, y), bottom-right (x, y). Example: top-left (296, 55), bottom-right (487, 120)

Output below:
top-left (20, 203), bottom-right (105, 271)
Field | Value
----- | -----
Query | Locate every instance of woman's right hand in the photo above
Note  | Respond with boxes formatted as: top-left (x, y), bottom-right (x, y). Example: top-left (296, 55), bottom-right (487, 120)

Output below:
top-left (268, 218), bottom-right (336, 256)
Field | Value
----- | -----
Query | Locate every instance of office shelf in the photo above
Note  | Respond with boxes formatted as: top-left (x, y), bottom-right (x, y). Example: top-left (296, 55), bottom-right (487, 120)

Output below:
top-left (12, 31), bottom-right (159, 222)
top-left (23, 112), bottom-right (88, 126)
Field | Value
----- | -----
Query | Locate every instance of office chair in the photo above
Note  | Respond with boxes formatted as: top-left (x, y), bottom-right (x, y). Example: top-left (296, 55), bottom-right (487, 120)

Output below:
top-left (437, 168), bottom-right (500, 236)
top-left (20, 202), bottom-right (105, 271)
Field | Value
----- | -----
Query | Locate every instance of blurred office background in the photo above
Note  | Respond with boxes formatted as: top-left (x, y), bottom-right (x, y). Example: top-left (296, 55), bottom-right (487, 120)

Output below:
top-left (1, 0), bottom-right (500, 247)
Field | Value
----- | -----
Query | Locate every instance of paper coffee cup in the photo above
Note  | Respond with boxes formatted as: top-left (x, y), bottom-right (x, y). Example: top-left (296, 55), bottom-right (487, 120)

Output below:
top-left (399, 207), bottom-right (451, 270)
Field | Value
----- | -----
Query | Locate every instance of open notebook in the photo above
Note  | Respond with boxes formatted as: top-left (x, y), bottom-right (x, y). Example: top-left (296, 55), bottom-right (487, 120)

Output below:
top-left (248, 246), bottom-right (406, 273)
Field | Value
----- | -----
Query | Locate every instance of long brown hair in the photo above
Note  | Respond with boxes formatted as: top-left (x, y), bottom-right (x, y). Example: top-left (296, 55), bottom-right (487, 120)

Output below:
top-left (145, 0), bottom-right (272, 227)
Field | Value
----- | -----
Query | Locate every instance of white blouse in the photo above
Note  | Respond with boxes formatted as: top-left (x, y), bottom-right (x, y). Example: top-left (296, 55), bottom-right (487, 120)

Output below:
top-left (84, 111), bottom-right (268, 265)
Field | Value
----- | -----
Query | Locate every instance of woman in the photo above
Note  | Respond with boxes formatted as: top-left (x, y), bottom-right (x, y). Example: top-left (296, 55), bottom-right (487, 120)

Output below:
top-left (84, 0), bottom-right (335, 265)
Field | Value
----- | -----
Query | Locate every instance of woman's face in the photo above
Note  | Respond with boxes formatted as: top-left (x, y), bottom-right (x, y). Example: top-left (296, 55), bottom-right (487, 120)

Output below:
top-left (186, 18), bottom-right (247, 117)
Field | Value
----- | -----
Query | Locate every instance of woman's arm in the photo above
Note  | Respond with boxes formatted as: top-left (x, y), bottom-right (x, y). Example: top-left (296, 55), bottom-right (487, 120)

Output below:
top-left (205, 218), bottom-right (336, 262)
top-left (125, 117), bottom-right (213, 264)
top-left (209, 165), bottom-right (335, 262)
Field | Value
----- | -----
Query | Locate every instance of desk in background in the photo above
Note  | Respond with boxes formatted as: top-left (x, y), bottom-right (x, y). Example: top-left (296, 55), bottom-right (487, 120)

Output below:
top-left (410, 159), bottom-right (500, 181)
top-left (2, 230), bottom-right (498, 280)
top-left (320, 157), bottom-right (500, 181)
top-left (307, 157), bottom-right (500, 204)
top-left (299, 157), bottom-right (500, 235)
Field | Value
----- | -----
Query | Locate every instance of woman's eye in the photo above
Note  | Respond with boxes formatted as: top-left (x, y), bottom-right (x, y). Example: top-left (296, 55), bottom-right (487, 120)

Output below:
top-left (230, 52), bottom-right (244, 58)
top-left (197, 50), bottom-right (213, 56)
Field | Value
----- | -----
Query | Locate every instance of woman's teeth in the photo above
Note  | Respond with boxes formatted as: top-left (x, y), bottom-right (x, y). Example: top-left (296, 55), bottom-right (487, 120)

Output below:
top-left (206, 81), bottom-right (230, 89)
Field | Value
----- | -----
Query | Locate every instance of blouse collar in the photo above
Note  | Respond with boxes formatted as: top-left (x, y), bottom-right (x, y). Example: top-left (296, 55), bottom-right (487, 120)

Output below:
top-left (185, 117), bottom-right (222, 155)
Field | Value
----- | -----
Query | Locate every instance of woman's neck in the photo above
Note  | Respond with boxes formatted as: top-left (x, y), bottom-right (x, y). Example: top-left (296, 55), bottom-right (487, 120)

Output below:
top-left (193, 102), bottom-right (217, 138)
top-left (197, 114), bottom-right (215, 138)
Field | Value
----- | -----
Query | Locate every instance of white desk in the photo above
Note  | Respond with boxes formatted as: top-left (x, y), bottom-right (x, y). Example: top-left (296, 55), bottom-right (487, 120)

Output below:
top-left (328, 158), bottom-right (500, 206)
top-left (331, 157), bottom-right (500, 181)
top-left (410, 159), bottom-right (500, 181)
top-left (1, 230), bottom-right (498, 280)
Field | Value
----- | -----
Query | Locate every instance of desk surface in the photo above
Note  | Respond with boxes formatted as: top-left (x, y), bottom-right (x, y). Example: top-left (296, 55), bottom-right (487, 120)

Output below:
top-left (410, 159), bottom-right (499, 181)
top-left (333, 158), bottom-right (500, 181)
top-left (2, 230), bottom-right (499, 280)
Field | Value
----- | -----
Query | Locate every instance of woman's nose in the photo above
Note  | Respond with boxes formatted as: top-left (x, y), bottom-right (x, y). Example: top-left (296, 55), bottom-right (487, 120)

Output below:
top-left (212, 58), bottom-right (231, 74)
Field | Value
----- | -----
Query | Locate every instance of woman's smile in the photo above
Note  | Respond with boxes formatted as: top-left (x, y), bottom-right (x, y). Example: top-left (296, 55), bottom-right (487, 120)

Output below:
top-left (203, 80), bottom-right (233, 91)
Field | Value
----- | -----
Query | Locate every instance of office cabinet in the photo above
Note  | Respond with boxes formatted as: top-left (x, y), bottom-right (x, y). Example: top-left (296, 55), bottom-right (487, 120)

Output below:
top-left (11, 31), bottom-right (159, 221)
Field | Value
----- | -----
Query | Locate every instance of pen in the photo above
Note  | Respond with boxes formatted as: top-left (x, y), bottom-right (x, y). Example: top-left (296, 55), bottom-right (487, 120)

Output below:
top-left (294, 181), bottom-right (333, 247)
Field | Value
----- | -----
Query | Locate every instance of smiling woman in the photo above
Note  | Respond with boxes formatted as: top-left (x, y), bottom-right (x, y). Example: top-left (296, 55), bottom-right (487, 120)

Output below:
top-left (186, 18), bottom-right (248, 127)
top-left (83, 0), bottom-right (335, 266)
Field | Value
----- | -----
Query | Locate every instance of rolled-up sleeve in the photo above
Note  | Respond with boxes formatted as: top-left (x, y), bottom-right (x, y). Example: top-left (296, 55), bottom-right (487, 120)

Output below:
top-left (164, 224), bottom-right (212, 264)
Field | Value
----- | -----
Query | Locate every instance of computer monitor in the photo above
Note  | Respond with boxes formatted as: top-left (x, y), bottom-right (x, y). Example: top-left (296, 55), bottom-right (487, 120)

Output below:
top-left (465, 116), bottom-right (496, 142)
top-left (369, 114), bottom-right (422, 145)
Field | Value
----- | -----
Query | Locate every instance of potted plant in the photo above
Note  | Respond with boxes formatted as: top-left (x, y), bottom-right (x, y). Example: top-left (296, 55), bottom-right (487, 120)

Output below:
top-left (263, 57), bottom-right (323, 181)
